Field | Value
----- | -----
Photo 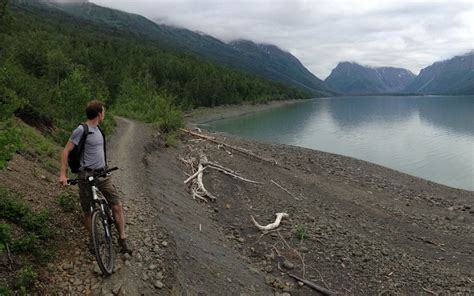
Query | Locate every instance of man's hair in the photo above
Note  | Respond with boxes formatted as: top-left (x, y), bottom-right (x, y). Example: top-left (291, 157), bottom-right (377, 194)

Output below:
top-left (86, 100), bottom-right (105, 120)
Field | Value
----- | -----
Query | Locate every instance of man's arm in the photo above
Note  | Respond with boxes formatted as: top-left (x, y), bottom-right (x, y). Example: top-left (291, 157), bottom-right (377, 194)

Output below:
top-left (58, 141), bottom-right (75, 186)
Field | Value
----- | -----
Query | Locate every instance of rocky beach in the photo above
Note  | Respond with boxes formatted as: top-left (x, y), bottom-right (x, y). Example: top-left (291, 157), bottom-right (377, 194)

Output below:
top-left (1, 103), bottom-right (472, 295)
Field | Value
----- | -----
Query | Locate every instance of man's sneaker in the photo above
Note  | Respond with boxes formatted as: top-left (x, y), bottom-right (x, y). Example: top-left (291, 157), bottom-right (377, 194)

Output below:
top-left (119, 238), bottom-right (132, 254)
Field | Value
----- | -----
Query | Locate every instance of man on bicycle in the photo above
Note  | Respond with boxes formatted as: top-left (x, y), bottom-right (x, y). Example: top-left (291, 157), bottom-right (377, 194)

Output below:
top-left (58, 100), bottom-right (132, 254)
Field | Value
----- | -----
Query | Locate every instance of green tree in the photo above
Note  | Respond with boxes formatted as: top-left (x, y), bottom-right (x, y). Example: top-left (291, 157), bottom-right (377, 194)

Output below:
top-left (46, 49), bottom-right (71, 86)
top-left (56, 68), bottom-right (92, 128)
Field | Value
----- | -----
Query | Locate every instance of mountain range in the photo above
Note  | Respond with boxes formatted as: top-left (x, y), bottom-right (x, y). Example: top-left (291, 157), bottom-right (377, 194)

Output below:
top-left (37, 0), bottom-right (329, 94)
top-left (16, 0), bottom-right (474, 96)
top-left (325, 63), bottom-right (416, 95)
top-left (404, 52), bottom-right (474, 95)
top-left (326, 53), bottom-right (473, 95)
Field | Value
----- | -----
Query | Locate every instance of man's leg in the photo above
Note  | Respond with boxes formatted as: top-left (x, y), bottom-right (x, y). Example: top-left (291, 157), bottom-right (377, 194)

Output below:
top-left (111, 202), bottom-right (126, 239)
top-left (84, 212), bottom-right (92, 234)
top-left (98, 177), bottom-right (132, 254)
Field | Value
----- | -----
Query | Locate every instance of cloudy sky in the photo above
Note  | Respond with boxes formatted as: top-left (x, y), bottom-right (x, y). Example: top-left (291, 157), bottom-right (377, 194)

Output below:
top-left (91, 0), bottom-right (473, 79)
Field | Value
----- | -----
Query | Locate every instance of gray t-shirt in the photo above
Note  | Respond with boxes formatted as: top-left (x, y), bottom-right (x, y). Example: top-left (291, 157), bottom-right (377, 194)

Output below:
top-left (70, 124), bottom-right (106, 170)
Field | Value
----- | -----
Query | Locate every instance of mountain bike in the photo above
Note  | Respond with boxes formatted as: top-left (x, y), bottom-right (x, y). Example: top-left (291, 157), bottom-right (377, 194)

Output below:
top-left (68, 166), bottom-right (119, 276)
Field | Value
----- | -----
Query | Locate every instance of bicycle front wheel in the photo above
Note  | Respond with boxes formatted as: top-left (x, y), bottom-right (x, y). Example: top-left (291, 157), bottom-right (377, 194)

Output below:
top-left (91, 210), bottom-right (115, 276)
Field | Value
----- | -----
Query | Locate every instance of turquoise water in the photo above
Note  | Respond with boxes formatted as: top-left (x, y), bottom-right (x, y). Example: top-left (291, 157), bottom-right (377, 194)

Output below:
top-left (209, 96), bottom-right (474, 191)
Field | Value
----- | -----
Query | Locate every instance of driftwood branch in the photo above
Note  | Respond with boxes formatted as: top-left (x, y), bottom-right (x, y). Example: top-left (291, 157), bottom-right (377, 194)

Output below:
top-left (251, 213), bottom-right (289, 231)
top-left (192, 187), bottom-right (208, 202)
top-left (271, 179), bottom-right (302, 200)
top-left (208, 164), bottom-right (262, 184)
top-left (196, 157), bottom-right (217, 201)
top-left (422, 287), bottom-right (436, 295)
top-left (289, 273), bottom-right (334, 295)
top-left (184, 166), bottom-right (207, 184)
top-left (180, 128), bottom-right (278, 165)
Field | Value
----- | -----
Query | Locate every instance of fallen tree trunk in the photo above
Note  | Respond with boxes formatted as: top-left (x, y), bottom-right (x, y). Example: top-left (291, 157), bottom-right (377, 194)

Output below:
top-left (180, 128), bottom-right (278, 165)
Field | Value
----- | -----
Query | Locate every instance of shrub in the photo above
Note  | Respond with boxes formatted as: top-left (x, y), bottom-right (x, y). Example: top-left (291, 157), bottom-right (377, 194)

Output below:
top-left (114, 79), bottom-right (184, 133)
top-left (157, 106), bottom-right (184, 134)
top-left (58, 192), bottom-right (76, 212)
top-left (0, 189), bottom-right (29, 222)
top-left (21, 211), bottom-right (49, 236)
top-left (0, 121), bottom-right (22, 170)
top-left (164, 132), bottom-right (178, 147)
top-left (12, 234), bottom-right (38, 253)
top-left (0, 223), bottom-right (11, 254)
top-left (15, 265), bottom-right (37, 291)
top-left (0, 187), bottom-right (50, 238)
top-left (0, 285), bottom-right (12, 296)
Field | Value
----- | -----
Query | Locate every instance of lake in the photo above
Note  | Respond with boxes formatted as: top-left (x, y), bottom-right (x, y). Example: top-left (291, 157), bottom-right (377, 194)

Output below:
top-left (208, 95), bottom-right (474, 191)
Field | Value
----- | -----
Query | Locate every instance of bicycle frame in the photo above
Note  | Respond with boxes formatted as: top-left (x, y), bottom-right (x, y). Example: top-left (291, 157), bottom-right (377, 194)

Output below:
top-left (89, 176), bottom-right (113, 238)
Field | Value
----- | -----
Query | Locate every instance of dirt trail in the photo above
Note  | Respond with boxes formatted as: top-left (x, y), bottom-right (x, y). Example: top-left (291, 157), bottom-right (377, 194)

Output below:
top-left (105, 117), bottom-right (273, 295)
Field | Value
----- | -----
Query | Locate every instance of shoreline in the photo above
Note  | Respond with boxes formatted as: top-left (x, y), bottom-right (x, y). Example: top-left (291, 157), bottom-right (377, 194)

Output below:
top-left (185, 98), bottom-right (313, 124)
top-left (185, 99), bottom-right (473, 193)
top-left (171, 125), bottom-right (474, 294)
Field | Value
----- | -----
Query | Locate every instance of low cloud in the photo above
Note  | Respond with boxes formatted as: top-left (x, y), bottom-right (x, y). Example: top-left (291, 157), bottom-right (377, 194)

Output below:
top-left (92, 0), bottom-right (473, 79)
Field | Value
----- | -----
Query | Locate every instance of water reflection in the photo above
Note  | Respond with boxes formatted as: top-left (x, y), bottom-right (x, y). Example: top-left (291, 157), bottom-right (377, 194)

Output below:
top-left (320, 96), bottom-right (474, 136)
top-left (417, 96), bottom-right (474, 136)
top-left (210, 96), bottom-right (474, 190)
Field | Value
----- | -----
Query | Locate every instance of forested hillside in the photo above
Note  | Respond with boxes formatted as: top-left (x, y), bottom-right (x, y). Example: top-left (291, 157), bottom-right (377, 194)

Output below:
top-left (1, 0), bottom-right (310, 139)
top-left (40, 0), bottom-right (329, 93)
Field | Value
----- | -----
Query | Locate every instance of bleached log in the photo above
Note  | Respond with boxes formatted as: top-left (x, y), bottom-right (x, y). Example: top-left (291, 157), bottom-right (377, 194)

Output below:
top-left (184, 166), bottom-right (207, 184)
top-left (251, 213), bottom-right (289, 231)
top-left (208, 165), bottom-right (261, 184)
top-left (192, 188), bottom-right (208, 202)
top-left (197, 162), bottom-right (217, 201)
top-left (180, 128), bottom-right (278, 165)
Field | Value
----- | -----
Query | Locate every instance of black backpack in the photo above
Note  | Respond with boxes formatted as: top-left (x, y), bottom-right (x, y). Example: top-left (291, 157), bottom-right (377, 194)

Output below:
top-left (68, 124), bottom-right (107, 173)
top-left (68, 123), bottom-right (89, 174)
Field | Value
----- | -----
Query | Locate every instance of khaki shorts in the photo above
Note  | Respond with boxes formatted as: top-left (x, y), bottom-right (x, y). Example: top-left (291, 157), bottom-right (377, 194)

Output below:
top-left (78, 171), bottom-right (121, 213)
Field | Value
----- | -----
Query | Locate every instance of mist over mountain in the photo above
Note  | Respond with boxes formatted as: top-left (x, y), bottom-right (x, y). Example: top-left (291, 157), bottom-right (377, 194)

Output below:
top-left (39, 0), bottom-right (329, 94)
top-left (404, 52), bottom-right (474, 95)
top-left (324, 62), bottom-right (415, 95)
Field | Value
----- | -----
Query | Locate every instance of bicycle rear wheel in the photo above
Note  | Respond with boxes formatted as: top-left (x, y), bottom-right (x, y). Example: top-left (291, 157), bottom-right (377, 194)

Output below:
top-left (91, 210), bottom-right (115, 275)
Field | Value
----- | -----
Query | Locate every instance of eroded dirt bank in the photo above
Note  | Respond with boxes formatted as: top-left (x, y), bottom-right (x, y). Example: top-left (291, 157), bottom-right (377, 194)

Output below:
top-left (145, 124), bottom-right (473, 295)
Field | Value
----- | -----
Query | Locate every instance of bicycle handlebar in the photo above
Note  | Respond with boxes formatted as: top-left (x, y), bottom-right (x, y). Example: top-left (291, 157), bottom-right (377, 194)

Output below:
top-left (67, 166), bottom-right (119, 185)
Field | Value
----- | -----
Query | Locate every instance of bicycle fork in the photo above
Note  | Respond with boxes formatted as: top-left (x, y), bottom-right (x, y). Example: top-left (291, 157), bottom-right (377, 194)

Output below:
top-left (91, 185), bottom-right (112, 238)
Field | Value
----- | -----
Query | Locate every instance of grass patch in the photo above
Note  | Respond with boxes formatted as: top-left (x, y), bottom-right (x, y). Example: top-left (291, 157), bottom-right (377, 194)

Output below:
top-left (0, 285), bottom-right (13, 296)
top-left (14, 120), bottom-right (56, 159)
top-left (0, 187), bottom-right (55, 292)
top-left (0, 223), bottom-right (12, 254)
top-left (11, 234), bottom-right (39, 253)
top-left (0, 188), bottom-right (50, 239)
top-left (0, 120), bottom-right (23, 170)
top-left (15, 265), bottom-right (38, 292)
top-left (57, 192), bottom-right (77, 212)
top-left (164, 132), bottom-right (179, 147)
top-left (295, 224), bottom-right (307, 241)
top-left (0, 119), bottom-right (57, 170)
top-left (0, 187), bottom-right (51, 238)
